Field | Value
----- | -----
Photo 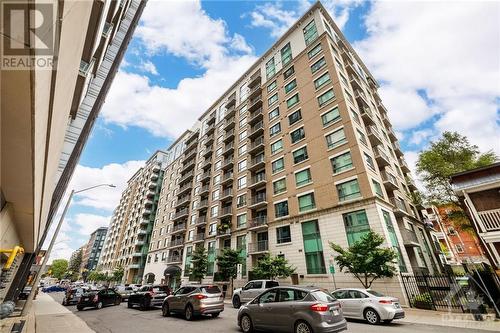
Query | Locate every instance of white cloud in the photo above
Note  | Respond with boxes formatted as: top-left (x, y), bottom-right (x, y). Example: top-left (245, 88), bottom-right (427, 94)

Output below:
top-left (72, 213), bottom-right (111, 236)
top-left (409, 129), bottom-right (435, 146)
top-left (139, 60), bottom-right (158, 75)
top-left (355, 1), bottom-right (500, 155)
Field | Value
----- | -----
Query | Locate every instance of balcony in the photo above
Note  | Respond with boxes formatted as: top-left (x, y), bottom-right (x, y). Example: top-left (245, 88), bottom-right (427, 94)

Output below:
top-left (220, 188), bottom-right (233, 201)
top-left (406, 176), bottom-right (418, 191)
top-left (249, 108), bottom-right (263, 125)
top-left (176, 195), bottom-right (190, 208)
top-left (201, 158), bottom-right (212, 171)
top-left (349, 74), bottom-right (363, 90)
top-left (366, 125), bottom-right (382, 145)
top-left (360, 107), bottom-right (375, 125)
top-left (381, 170), bottom-right (398, 191)
top-left (248, 240), bottom-right (269, 254)
top-left (185, 131), bottom-right (199, 145)
top-left (477, 208), bottom-right (500, 232)
top-left (224, 105), bottom-right (236, 119)
top-left (217, 228), bottom-right (231, 238)
top-left (139, 219), bottom-right (149, 226)
top-left (220, 206), bottom-right (232, 218)
top-left (128, 264), bottom-right (140, 269)
top-left (226, 92), bottom-right (236, 108)
top-left (184, 138), bottom-right (198, 153)
top-left (249, 193), bottom-right (267, 208)
top-left (207, 112), bottom-right (216, 125)
top-left (131, 252), bottom-right (143, 257)
top-left (248, 85), bottom-right (262, 100)
top-left (203, 147), bottom-right (213, 158)
top-left (179, 171), bottom-right (194, 185)
top-left (249, 121), bottom-right (264, 139)
top-left (248, 70), bottom-right (261, 88)
top-left (150, 173), bottom-right (159, 181)
top-left (401, 229), bottom-right (420, 247)
top-left (205, 134), bottom-right (214, 147)
top-left (221, 172), bottom-right (234, 185)
top-left (134, 239), bottom-right (145, 246)
top-left (148, 181), bottom-right (157, 189)
top-left (382, 113), bottom-right (391, 127)
top-left (167, 238), bottom-right (185, 249)
top-left (223, 142), bottom-right (234, 156)
top-left (142, 208), bottom-right (152, 216)
top-left (222, 157), bottom-right (234, 170)
top-left (354, 89), bottom-right (370, 108)
top-left (249, 155), bottom-right (265, 171)
top-left (192, 233), bottom-right (205, 243)
top-left (377, 101), bottom-right (388, 114)
top-left (178, 182), bottom-right (193, 197)
top-left (249, 173), bottom-right (266, 189)
top-left (184, 148), bottom-right (197, 163)
top-left (198, 199), bottom-right (209, 210)
top-left (224, 116), bottom-right (236, 131)
top-left (200, 170), bottom-right (211, 182)
top-left (206, 124), bottom-right (215, 135)
top-left (389, 197), bottom-right (408, 217)
top-left (144, 198), bottom-right (154, 206)
top-left (199, 184), bottom-right (210, 195)
top-left (145, 189), bottom-right (155, 198)
top-left (166, 255), bottom-right (182, 264)
top-left (248, 95), bottom-right (262, 112)
top-left (387, 126), bottom-right (397, 141)
top-left (399, 159), bottom-right (411, 173)
top-left (248, 216), bottom-right (268, 231)
top-left (393, 141), bottom-right (403, 157)
top-left (173, 208), bottom-right (189, 220)
top-left (194, 216), bottom-right (208, 227)
top-left (181, 159), bottom-right (196, 173)
top-left (171, 223), bottom-right (187, 234)
top-left (249, 136), bottom-right (265, 154)
top-left (152, 165), bottom-right (161, 173)
top-left (224, 128), bottom-right (235, 143)
top-left (137, 229), bottom-right (147, 236)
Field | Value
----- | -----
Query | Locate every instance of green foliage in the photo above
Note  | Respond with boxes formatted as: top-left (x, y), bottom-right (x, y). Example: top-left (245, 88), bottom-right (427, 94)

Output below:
top-left (112, 265), bottom-right (124, 282)
top-left (189, 246), bottom-right (208, 283)
top-left (251, 254), bottom-right (295, 280)
top-left (50, 259), bottom-right (68, 279)
top-left (87, 270), bottom-right (109, 282)
top-left (414, 292), bottom-right (432, 304)
top-left (216, 248), bottom-right (243, 282)
top-left (330, 230), bottom-right (397, 289)
top-left (416, 131), bottom-right (497, 205)
top-left (68, 249), bottom-right (83, 274)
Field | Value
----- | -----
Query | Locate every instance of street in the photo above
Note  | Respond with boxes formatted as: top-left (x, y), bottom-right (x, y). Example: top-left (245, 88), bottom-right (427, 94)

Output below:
top-left (48, 293), bottom-right (495, 333)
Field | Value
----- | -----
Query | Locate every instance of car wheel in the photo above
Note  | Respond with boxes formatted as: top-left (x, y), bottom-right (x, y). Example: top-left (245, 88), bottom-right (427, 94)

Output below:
top-left (62, 299), bottom-right (66, 306)
top-left (127, 301), bottom-right (133, 308)
top-left (383, 319), bottom-right (393, 324)
top-left (364, 308), bottom-right (380, 325)
top-left (240, 314), bottom-right (253, 333)
top-left (162, 303), bottom-right (170, 317)
top-left (77, 305), bottom-right (83, 311)
top-left (295, 320), bottom-right (312, 333)
top-left (184, 304), bottom-right (194, 321)
top-left (114, 298), bottom-right (121, 305)
top-left (140, 299), bottom-right (150, 311)
top-left (232, 295), bottom-right (241, 308)
top-left (211, 312), bottom-right (220, 318)
top-left (96, 301), bottom-right (103, 309)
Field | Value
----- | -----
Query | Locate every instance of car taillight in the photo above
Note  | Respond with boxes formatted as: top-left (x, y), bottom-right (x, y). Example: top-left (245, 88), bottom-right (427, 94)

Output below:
top-left (146, 291), bottom-right (155, 297)
top-left (93, 295), bottom-right (98, 302)
top-left (195, 294), bottom-right (207, 300)
top-left (310, 303), bottom-right (329, 312)
top-left (379, 300), bottom-right (392, 304)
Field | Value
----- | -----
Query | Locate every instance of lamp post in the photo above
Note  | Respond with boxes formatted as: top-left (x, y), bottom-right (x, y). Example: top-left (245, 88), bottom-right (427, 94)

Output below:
top-left (22, 184), bottom-right (115, 315)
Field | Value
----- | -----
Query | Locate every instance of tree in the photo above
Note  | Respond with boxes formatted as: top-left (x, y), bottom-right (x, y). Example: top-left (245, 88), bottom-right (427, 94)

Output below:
top-left (189, 246), bottom-right (208, 283)
top-left (252, 254), bottom-right (295, 280)
top-left (330, 230), bottom-right (397, 289)
top-left (112, 265), bottom-right (124, 283)
top-left (50, 259), bottom-right (68, 280)
top-left (68, 249), bottom-right (83, 281)
top-left (416, 131), bottom-right (497, 205)
top-left (216, 248), bottom-right (244, 290)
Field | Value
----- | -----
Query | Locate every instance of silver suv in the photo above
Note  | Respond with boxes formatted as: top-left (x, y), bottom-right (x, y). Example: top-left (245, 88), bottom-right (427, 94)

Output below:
top-left (162, 284), bottom-right (224, 320)
top-left (232, 280), bottom-right (279, 308)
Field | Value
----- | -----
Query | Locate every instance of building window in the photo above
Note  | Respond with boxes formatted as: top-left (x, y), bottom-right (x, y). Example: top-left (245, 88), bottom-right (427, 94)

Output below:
top-left (331, 152), bottom-right (353, 174)
top-left (239, 130), bottom-right (248, 141)
top-left (298, 192), bottom-right (316, 212)
top-left (318, 89), bottom-right (335, 107)
top-left (214, 160), bottom-right (222, 170)
top-left (350, 108), bottom-right (360, 124)
top-left (343, 210), bottom-right (370, 246)
top-left (372, 180), bottom-right (384, 198)
top-left (292, 146), bottom-right (308, 164)
top-left (210, 205), bottom-right (219, 217)
top-left (455, 244), bottom-right (464, 253)
top-left (301, 220), bottom-right (326, 274)
top-left (288, 109), bottom-right (302, 126)
top-left (311, 57), bottom-right (326, 74)
top-left (238, 159), bottom-right (247, 172)
top-left (281, 42), bottom-right (292, 66)
top-left (364, 153), bottom-right (375, 171)
top-left (268, 93), bottom-right (278, 107)
top-left (303, 20), bottom-right (318, 45)
top-left (237, 176), bottom-right (247, 189)
top-left (275, 201), bottom-right (289, 218)
top-left (308, 43), bottom-right (322, 59)
top-left (237, 213), bottom-right (247, 228)
top-left (273, 178), bottom-right (287, 195)
top-left (269, 107), bottom-right (279, 121)
top-left (212, 189), bottom-right (220, 200)
top-left (290, 127), bottom-right (305, 144)
top-left (357, 129), bottom-right (367, 146)
top-left (276, 226), bottom-right (291, 244)
top-left (326, 128), bottom-right (347, 149)
top-left (236, 194), bottom-right (246, 208)
top-left (270, 122), bottom-right (281, 137)
top-left (209, 223), bottom-right (217, 236)
top-left (239, 117), bottom-right (247, 128)
top-left (382, 210), bottom-right (407, 272)
top-left (271, 139), bottom-right (283, 154)
top-left (272, 158), bottom-right (285, 174)
top-left (295, 168), bottom-right (312, 187)
top-left (238, 144), bottom-right (247, 156)
top-left (337, 179), bottom-right (361, 201)
top-left (213, 174), bottom-right (221, 185)
top-left (236, 235), bottom-right (247, 276)
top-left (266, 57), bottom-right (276, 79)
top-left (283, 66), bottom-right (295, 80)
top-left (284, 79), bottom-right (297, 94)
top-left (314, 72), bottom-right (331, 90)
top-left (267, 80), bottom-right (277, 93)
top-left (286, 93), bottom-right (300, 108)
top-left (321, 107), bottom-right (340, 127)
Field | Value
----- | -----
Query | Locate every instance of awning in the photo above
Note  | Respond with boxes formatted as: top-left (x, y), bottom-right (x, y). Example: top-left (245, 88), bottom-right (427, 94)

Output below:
top-left (164, 265), bottom-right (181, 276)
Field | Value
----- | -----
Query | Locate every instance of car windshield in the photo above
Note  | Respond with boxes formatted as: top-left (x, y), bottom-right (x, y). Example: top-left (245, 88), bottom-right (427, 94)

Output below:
top-left (153, 286), bottom-right (169, 292)
top-left (311, 291), bottom-right (336, 302)
top-left (366, 290), bottom-right (385, 297)
top-left (265, 281), bottom-right (279, 288)
top-left (201, 286), bottom-right (221, 294)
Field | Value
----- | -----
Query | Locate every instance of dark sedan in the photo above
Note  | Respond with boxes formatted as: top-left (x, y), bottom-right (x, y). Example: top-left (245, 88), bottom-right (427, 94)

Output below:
top-left (128, 285), bottom-right (170, 310)
top-left (77, 289), bottom-right (121, 310)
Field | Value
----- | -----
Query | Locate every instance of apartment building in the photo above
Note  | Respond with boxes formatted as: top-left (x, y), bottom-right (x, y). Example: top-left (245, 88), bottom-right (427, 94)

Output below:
top-left (97, 151), bottom-right (168, 283)
top-left (82, 227), bottom-right (108, 272)
top-left (142, 1), bottom-right (440, 303)
top-left (1, 0), bottom-right (146, 314)
top-left (450, 162), bottom-right (500, 274)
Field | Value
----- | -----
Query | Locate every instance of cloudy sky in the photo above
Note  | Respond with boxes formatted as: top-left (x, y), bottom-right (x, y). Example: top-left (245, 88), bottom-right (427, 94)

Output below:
top-left (48, 0), bottom-right (500, 261)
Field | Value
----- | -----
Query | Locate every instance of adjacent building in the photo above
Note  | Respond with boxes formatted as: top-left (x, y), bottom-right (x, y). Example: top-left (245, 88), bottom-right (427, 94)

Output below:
top-left (141, 1), bottom-right (440, 303)
top-left (97, 151), bottom-right (169, 283)
top-left (82, 227), bottom-right (108, 272)
top-left (1, 0), bottom-right (146, 314)
top-left (450, 162), bottom-right (500, 274)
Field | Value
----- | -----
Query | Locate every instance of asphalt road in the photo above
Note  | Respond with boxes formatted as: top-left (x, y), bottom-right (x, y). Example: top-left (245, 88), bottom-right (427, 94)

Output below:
top-left (49, 292), bottom-right (492, 333)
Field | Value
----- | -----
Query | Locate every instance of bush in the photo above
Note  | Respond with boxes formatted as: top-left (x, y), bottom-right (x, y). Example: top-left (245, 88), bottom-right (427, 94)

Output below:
top-left (414, 292), bottom-right (432, 303)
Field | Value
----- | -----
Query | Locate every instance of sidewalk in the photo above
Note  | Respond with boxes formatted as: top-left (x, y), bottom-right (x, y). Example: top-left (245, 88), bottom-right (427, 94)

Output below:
top-left (32, 292), bottom-right (94, 333)
top-left (401, 308), bottom-right (499, 331)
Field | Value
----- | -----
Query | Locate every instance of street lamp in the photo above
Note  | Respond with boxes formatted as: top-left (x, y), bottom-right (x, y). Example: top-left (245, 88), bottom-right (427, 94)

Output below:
top-left (22, 183), bottom-right (115, 315)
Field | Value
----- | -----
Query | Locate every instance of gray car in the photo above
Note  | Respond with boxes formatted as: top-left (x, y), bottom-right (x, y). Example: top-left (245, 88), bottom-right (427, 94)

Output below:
top-left (237, 286), bottom-right (347, 333)
top-left (332, 288), bottom-right (405, 324)
top-left (162, 284), bottom-right (224, 320)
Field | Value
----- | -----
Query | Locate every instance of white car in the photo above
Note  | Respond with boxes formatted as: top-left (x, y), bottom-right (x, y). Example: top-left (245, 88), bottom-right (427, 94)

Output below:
top-left (232, 280), bottom-right (279, 308)
top-left (332, 288), bottom-right (405, 324)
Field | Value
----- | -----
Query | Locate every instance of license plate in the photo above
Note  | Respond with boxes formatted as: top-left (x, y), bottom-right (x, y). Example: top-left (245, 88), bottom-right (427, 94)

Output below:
top-left (330, 307), bottom-right (339, 315)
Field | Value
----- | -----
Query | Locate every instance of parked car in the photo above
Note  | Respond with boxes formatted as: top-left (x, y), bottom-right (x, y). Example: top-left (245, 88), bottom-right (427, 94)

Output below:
top-left (62, 286), bottom-right (96, 305)
top-left (237, 286), bottom-right (346, 333)
top-left (128, 285), bottom-right (171, 310)
top-left (232, 280), bottom-right (279, 308)
top-left (77, 289), bottom-right (121, 311)
top-left (42, 285), bottom-right (66, 293)
top-left (162, 284), bottom-right (223, 320)
top-left (331, 288), bottom-right (404, 324)
top-left (113, 285), bottom-right (135, 301)
top-left (18, 286), bottom-right (33, 300)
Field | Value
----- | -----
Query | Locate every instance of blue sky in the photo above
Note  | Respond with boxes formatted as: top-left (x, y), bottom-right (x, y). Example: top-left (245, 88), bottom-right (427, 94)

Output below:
top-left (50, 0), bottom-right (499, 261)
